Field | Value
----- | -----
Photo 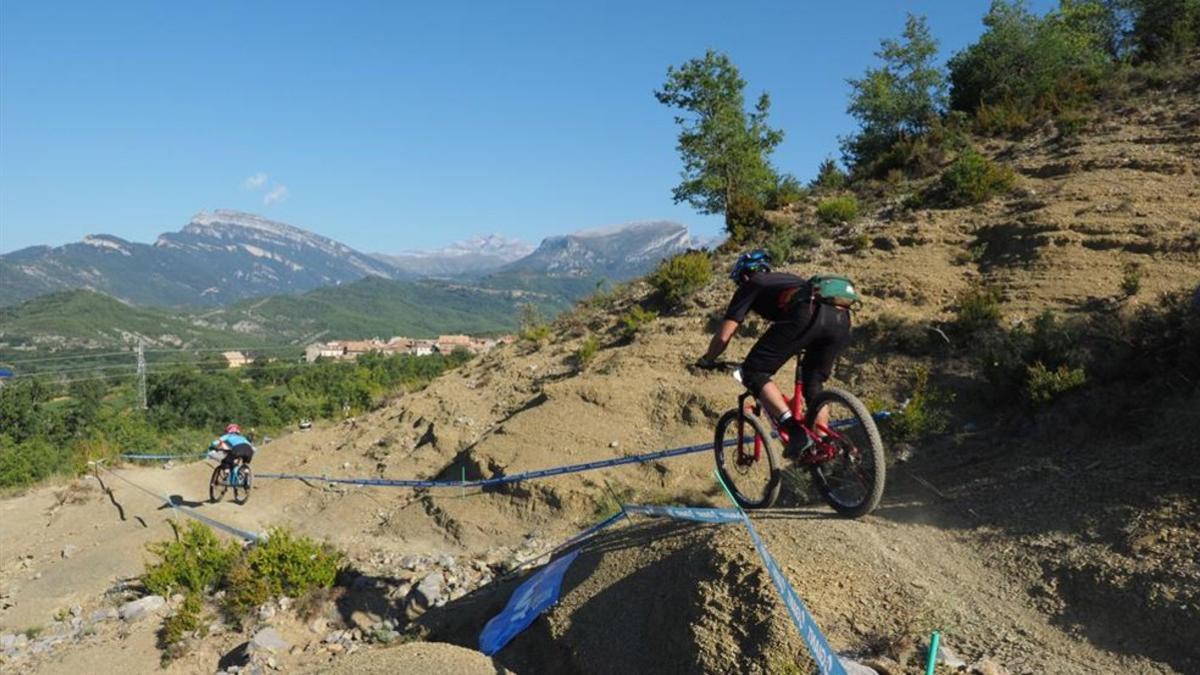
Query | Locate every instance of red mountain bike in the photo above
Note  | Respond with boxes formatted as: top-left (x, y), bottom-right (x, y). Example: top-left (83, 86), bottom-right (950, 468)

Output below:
top-left (705, 360), bottom-right (885, 517)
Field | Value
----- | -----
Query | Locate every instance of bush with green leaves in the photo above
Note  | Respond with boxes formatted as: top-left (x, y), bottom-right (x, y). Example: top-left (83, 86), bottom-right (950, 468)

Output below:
top-left (221, 528), bottom-right (343, 625)
top-left (1025, 362), bottom-right (1088, 404)
top-left (884, 366), bottom-right (953, 443)
top-left (649, 251), bottom-right (712, 309)
top-left (517, 303), bottom-right (552, 345)
top-left (977, 311), bottom-right (1089, 401)
top-left (948, 0), bottom-right (1114, 126)
top-left (766, 174), bottom-right (808, 209)
top-left (142, 521), bottom-right (239, 596)
top-left (158, 592), bottom-right (207, 664)
top-left (955, 285), bottom-right (1003, 334)
top-left (810, 157), bottom-right (849, 192)
top-left (816, 196), bottom-right (860, 224)
top-left (1121, 262), bottom-right (1142, 297)
top-left (620, 306), bottom-right (658, 339)
top-left (575, 335), bottom-right (600, 368)
top-left (936, 149), bottom-right (1015, 207)
top-left (1123, 0), bottom-right (1200, 62)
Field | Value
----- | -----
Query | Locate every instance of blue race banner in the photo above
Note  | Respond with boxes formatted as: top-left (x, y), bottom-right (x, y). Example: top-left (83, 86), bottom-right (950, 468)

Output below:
top-left (740, 513), bottom-right (846, 675)
top-left (623, 503), bottom-right (744, 524)
top-left (479, 548), bottom-right (581, 655)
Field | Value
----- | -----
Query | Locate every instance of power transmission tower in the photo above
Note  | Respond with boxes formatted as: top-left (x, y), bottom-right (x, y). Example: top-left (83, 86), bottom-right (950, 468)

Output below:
top-left (137, 339), bottom-right (147, 409)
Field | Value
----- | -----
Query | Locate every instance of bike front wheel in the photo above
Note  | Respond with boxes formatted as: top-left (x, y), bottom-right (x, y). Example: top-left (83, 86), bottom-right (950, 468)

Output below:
top-left (805, 387), bottom-right (886, 518)
top-left (714, 408), bottom-right (780, 509)
top-left (209, 466), bottom-right (229, 503)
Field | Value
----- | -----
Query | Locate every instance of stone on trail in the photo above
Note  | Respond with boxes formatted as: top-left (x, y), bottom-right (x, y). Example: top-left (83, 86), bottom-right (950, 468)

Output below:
top-left (1, 633), bottom-right (17, 651)
top-left (89, 607), bottom-right (118, 623)
top-left (61, 544), bottom-right (79, 559)
top-left (414, 572), bottom-right (443, 606)
top-left (839, 657), bottom-right (880, 675)
top-left (970, 659), bottom-right (1011, 675)
top-left (250, 627), bottom-right (291, 654)
top-left (119, 595), bottom-right (166, 622)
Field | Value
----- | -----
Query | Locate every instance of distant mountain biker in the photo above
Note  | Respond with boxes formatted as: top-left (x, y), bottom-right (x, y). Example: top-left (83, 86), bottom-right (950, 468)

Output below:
top-left (696, 250), bottom-right (853, 458)
top-left (210, 423), bottom-right (255, 472)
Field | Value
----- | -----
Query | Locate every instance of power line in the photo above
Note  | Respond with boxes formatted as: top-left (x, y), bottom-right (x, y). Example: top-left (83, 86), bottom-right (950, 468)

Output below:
top-left (2, 344), bottom-right (304, 366)
top-left (0, 350), bottom-right (134, 365)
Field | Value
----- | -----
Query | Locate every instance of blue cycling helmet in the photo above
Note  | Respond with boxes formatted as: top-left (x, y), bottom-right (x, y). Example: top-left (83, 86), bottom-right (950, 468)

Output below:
top-left (730, 249), bottom-right (772, 281)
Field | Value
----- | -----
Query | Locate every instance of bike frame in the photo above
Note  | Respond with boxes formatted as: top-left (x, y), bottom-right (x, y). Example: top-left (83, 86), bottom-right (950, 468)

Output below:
top-left (734, 362), bottom-right (848, 466)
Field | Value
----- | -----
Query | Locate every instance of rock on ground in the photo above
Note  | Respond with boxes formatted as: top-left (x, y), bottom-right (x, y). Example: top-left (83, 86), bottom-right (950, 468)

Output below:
top-left (118, 595), bottom-right (165, 622)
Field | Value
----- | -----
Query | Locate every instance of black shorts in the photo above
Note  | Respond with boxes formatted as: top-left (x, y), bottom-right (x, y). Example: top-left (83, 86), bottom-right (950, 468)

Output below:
top-left (223, 443), bottom-right (255, 465)
top-left (741, 302), bottom-right (851, 404)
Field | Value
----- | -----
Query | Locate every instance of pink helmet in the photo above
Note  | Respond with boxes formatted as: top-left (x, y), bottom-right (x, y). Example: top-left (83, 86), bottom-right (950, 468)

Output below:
top-left (225, 423), bottom-right (242, 435)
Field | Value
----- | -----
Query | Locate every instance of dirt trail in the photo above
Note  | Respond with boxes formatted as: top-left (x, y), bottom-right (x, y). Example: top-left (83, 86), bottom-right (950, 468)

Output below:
top-left (3, 77), bottom-right (1199, 673)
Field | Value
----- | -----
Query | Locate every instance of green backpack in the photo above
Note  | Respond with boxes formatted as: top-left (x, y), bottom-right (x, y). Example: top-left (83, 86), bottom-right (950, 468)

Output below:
top-left (809, 275), bottom-right (862, 308)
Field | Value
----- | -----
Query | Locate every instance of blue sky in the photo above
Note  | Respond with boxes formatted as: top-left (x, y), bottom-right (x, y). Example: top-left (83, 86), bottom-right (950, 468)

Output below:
top-left (0, 1), bottom-right (1055, 254)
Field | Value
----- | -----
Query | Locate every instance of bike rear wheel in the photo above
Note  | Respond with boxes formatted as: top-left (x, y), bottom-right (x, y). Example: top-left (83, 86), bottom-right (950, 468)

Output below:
top-left (209, 466), bottom-right (229, 503)
top-left (804, 387), bottom-right (885, 518)
top-left (233, 465), bottom-right (251, 504)
top-left (714, 408), bottom-right (780, 509)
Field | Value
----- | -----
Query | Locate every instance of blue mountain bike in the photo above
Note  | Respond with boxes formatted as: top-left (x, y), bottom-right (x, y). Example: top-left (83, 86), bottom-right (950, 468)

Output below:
top-left (209, 457), bottom-right (252, 504)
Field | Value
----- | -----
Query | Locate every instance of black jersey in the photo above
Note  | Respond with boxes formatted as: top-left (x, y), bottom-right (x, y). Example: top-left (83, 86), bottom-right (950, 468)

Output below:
top-left (723, 272), bottom-right (811, 322)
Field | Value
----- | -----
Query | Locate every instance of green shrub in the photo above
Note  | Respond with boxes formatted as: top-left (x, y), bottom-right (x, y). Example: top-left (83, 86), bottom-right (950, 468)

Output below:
top-left (159, 592), bottom-right (207, 664)
top-left (978, 311), bottom-right (1089, 401)
top-left (810, 157), bottom-right (848, 192)
top-left (575, 335), bottom-right (600, 368)
top-left (1120, 262), bottom-right (1142, 297)
top-left (974, 100), bottom-right (1034, 135)
top-left (223, 528), bottom-right (342, 625)
top-left (766, 174), bottom-right (807, 209)
top-left (518, 303), bottom-right (552, 345)
top-left (649, 251), bottom-right (712, 309)
top-left (1025, 362), bottom-right (1087, 404)
top-left (948, 1), bottom-right (1112, 118)
top-left (1054, 109), bottom-right (1089, 138)
top-left (885, 366), bottom-right (953, 443)
top-left (955, 285), bottom-right (1003, 333)
top-left (620, 306), bottom-right (658, 339)
top-left (937, 149), bottom-right (1015, 207)
top-left (847, 232), bottom-right (871, 252)
top-left (142, 521), bottom-right (239, 596)
top-left (816, 196), bottom-right (859, 224)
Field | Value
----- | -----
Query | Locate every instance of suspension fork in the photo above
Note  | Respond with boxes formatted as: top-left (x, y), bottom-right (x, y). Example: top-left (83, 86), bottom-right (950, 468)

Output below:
top-left (737, 391), bottom-right (763, 462)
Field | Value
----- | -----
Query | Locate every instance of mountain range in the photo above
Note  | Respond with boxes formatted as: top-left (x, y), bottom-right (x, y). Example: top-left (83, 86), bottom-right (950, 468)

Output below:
top-left (0, 209), bottom-right (700, 309)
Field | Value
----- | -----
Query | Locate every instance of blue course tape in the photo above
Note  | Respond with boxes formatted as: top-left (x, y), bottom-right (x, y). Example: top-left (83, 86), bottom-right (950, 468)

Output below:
top-left (121, 453), bottom-right (207, 461)
top-left (94, 462), bottom-right (263, 543)
top-left (255, 410), bottom-right (891, 490)
top-left (502, 510), bottom-right (628, 579)
top-left (257, 440), bottom-right (715, 488)
top-left (623, 503), bottom-right (744, 524)
top-left (738, 513), bottom-right (846, 675)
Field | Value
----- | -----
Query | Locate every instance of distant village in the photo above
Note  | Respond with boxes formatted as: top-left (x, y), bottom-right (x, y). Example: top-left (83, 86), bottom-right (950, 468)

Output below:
top-left (299, 334), bottom-right (513, 364)
top-left (217, 335), bottom-right (512, 368)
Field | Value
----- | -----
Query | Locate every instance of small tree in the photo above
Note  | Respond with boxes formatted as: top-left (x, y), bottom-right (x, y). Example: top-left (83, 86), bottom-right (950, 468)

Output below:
top-left (948, 1), bottom-right (1113, 117)
top-left (1120, 0), bottom-right (1200, 61)
top-left (842, 14), bottom-right (946, 173)
top-left (810, 157), bottom-right (848, 192)
top-left (656, 50), bottom-right (783, 237)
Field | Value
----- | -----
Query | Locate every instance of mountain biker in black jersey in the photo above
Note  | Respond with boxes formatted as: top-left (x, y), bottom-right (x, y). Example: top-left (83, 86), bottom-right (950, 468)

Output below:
top-left (696, 250), bottom-right (852, 458)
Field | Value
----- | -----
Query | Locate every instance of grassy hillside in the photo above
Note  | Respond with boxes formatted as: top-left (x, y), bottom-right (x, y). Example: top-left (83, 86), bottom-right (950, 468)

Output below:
top-left (0, 273), bottom-right (596, 370)
top-left (197, 275), bottom-right (581, 342)
top-left (0, 291), bottom-right (269, 352)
